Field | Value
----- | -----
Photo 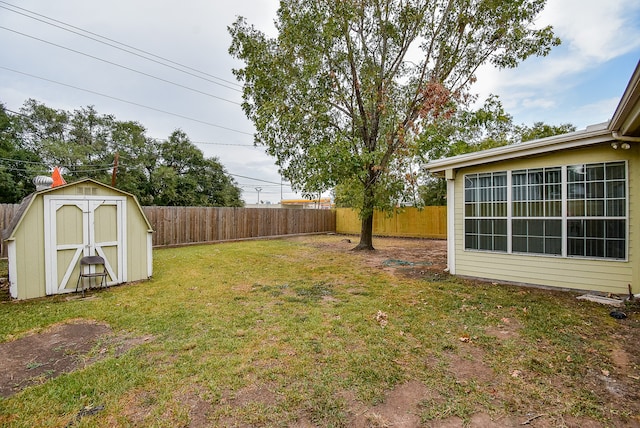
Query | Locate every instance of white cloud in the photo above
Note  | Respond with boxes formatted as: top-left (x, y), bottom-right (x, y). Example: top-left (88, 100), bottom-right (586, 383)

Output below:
top-left (539, 0), bottom-right (640, 61)
top-left (574, 96), bottom-right (622, 126)
top-left (471, 0), bottom-right (640, 128)
top-left (521, 97), bottom-right (556, 110)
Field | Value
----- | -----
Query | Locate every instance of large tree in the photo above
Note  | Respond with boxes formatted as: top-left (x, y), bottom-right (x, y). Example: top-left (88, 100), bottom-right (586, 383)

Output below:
top-left (0, 103), bottom-right (42, 202)
top-left (229, 0), bottom-right (559, 249)
top-left (150, 130), bottom-right (243, 207)
top-left (6, 99), bottom-right (243, 207)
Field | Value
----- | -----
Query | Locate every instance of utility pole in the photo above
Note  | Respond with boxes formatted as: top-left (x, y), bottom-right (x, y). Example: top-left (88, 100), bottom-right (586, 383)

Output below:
top-left (255, 187), bottom-right (262, 204)
top-left (111, 152), bottom-right (119, 187)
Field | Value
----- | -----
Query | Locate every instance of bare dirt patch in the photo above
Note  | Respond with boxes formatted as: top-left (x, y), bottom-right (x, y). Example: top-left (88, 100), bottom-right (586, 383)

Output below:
top-left (347, 380), bottom-right (433, 428)
top-left (221, 382), bottom-right (279, 408)
top-left (0, 320), bottom-right (110, 397)
top-left (447, 344), bottom-right (495, 384)
top-left (0, 320), bottom-right (152, 398)
top-left (485, 315), bottom-right (523, 341)
top-left (314, 235), bottom-right (449, 281)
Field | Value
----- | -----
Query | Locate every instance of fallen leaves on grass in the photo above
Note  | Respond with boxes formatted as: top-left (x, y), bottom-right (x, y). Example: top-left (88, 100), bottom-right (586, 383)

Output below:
top-left (375, 310), bottom-right (388, 328)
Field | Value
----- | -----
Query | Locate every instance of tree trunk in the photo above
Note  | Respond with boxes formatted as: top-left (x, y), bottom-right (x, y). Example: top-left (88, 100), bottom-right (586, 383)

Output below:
top-left (354, 210), bottom-right (375, 250)
top-left (354, 177), bottom-right (376, 250)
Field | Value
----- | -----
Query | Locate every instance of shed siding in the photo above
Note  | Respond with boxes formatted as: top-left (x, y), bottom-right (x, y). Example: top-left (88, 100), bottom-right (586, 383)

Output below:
top-left (453, 142), bottom-right (637, 294)
top-left (126, 203), bottom-right (151, 282)
top-left (14, 196), bottom-right (46, 299)
top-left (54, 184), bottom-right (123, 198)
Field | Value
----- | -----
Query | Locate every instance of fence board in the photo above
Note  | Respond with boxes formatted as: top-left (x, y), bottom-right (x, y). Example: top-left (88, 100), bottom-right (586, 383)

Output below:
top-left (0, 204), bottom-right (21, 258)
top-left (140, 206), bottom-right (336, 247)
top-left (335, 207), bottom-right (446, 239)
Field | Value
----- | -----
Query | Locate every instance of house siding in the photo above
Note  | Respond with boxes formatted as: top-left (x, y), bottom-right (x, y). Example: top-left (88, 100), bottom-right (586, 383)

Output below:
top-left (453, 142), bottom-right (638, 294)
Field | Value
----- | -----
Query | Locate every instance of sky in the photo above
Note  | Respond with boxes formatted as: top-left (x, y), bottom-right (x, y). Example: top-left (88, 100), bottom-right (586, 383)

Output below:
top-left (1, 0), bottom-right (639, 204)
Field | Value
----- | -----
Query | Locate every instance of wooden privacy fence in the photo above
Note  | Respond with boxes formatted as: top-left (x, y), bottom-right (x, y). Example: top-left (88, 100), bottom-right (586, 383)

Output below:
top-left (0, 203), bottom-right (21, 258)
top-left (336, 206), bottom-right (447, 239)
top-left (142, 206), bottom-right (336, 247)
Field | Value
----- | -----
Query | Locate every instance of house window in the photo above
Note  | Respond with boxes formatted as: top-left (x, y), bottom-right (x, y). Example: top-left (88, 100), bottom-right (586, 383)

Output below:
top-left (463, 161), bottom-right (627, 260)
top-left (512, 167), bottom-right (562, 255)
top-left (464, 172), bottom-right (507, 252)
top-left (566, 162), bottom-right (626, 259)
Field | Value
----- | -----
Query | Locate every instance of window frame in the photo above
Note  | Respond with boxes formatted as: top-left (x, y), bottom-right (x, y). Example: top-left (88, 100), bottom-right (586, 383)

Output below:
top-left (462, 161), bottom-right (628, 261)
top-left (463, 172), bottom-right (508, 253)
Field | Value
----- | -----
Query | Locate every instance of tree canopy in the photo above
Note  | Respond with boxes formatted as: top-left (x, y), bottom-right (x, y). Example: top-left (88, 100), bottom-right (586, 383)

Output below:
top-left (0, 100), bottom-right (243, 207)
top-left (417, 96), bottom-right (575, 205)
top-left (229, 0), bottom-right (560, 249)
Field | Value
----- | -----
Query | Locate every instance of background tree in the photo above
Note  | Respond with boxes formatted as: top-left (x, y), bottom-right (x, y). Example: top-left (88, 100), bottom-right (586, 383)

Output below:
top-left (417, 96), bottom-right (575, 206)
top-left (419, 95), bottom-right (515, 160)
top-left (150, 130), bottom-right (243, 206)
top-left (4, 99), bottom-right (243, 207)
top-left (16, 99), bottom-right (113, 182)
top-left (230, 0), bottom-right (559, 250)
top-left (516, 121), bottom-right (576, 142)
top-left (0, 103), bottom-right (42, 202)
top-left (108, 120), bottom-right (158, 204)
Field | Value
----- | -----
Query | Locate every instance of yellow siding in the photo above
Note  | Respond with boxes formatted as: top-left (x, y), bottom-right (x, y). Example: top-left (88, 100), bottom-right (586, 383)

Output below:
top-left (126, 200), bottom-right (151, 281)
top-left (52, 184), bottom-right (123, 198)
top-left (56, 205), bottom-right (84, 292)
top-left (94, 204), bottom-right (118, 243)
top-left (13, 197), bottom-right (46, 299)
top-left (336, 207), bottom-right (447, 239)
top-left (453, 142), bottom-right (638, 294)
top-left (629, 142), bottom-right (639, 294)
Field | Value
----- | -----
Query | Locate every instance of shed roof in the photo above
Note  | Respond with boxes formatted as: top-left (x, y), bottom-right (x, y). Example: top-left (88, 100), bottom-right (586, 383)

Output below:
top-left (3, 178), bottom-right (153, 241)
top-left (427, 60), bottom-right (640, 174)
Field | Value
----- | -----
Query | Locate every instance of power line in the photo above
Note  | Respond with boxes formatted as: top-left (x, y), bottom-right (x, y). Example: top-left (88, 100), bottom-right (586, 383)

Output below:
top-left (229, 173), bottom-right (288, 186)
top-left (0, 1), bottom-right (242, 91)
top-left (0, 156), bottom-right (113, 169)
top-left (0, 26), bottom-right (242, 106)
top-left (0, 157), bottom-right (290, 191)
top-left (0, 66), bottom-right (255, 136)
top-left (148, 136), bottom-right (256, 147)
top-left (4, 110), bottom-right (257, 147)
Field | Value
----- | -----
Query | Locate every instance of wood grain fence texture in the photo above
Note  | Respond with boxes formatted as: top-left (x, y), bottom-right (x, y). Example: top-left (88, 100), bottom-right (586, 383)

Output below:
top-left (0, 204), bottom-right (20, 258)
top-left (335, 207), bottom-right (447, 239)
top-left (142, 206), bottom-right (336, 247)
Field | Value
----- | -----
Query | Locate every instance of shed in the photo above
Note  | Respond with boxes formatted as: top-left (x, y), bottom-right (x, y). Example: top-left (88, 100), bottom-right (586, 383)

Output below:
top-left (4, 178), bottom-right (154, 300)
top-left (426, 61), bottom-right (640, 296)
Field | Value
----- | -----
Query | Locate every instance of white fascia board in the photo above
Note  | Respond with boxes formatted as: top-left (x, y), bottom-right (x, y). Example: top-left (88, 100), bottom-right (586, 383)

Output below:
top-left (426, 126), bottom-right (611, 173)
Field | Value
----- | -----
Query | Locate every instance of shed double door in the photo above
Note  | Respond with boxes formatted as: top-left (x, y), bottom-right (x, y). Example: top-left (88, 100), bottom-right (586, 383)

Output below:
top-left (44, 196), bottom-right (127, 295)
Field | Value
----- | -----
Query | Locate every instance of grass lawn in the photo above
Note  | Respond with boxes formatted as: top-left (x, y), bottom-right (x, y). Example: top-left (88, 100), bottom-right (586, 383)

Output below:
top-left (0, 235), bottom-right (638, 427)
